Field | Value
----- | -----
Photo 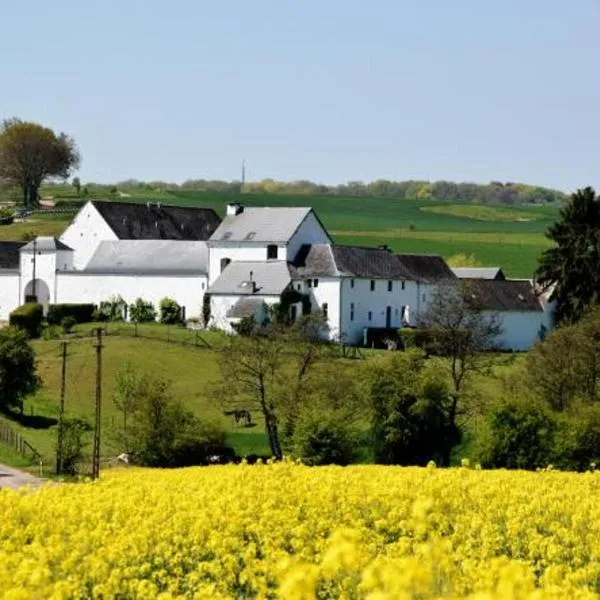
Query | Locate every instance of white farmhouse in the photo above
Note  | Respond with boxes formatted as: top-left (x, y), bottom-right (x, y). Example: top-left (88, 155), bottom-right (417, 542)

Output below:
top-left (0, 200), bottom-right (553, 350)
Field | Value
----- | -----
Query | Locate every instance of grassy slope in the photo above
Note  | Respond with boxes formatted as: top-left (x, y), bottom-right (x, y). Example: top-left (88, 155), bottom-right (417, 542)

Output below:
top-left (12, 328), bottom-right (271, 465)
top-left (1, 322), bottom-right (524, 470)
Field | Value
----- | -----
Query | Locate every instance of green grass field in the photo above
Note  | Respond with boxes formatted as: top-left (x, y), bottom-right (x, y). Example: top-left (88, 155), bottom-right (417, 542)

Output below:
top-left (0, 186), bottom-right (558, 277)
top-left (0, 322), bottom-right (525, 472)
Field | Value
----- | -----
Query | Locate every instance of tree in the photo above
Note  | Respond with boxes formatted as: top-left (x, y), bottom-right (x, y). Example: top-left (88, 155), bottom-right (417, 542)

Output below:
top-left (129, 298), bottom-right (156, 323)
top-left (526, 306), bottom-right (600, 411)
top-left (419, 282), bottom-right (502, 464)
top-left (159, 297), bottom-right (182, 324)
top-left (72, 177), bottom-right (81, 195)
top-left (0, 326), bottom-right (39, 414)
top-left (217, 316), bottom-right (330, 459)
top-left (128, 374), bottom-right (226, 467)
top-left (536, 186), bottom-right (600, 324)
top-left (446, 253), bottom-right (482, 268)
top-left (113, 362), bottom-right (141, 451)
top-left (0, 119), bottom-right (81, 208)
top-left (368, 350), bottom-right (457, 466)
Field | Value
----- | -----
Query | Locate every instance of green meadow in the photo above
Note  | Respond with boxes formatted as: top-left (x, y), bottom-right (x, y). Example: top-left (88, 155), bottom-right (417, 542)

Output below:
top-left (0, 186), bottom-right (559, 277)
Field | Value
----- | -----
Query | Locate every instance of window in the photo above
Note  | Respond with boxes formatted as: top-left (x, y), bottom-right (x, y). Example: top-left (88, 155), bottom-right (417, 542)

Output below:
top-left (313, 278), bottom-right (319, 288)
top-left (350, 279), bottom-right (355, 288)
top-left (370, 280), bottom-right (375, 291)
top-left (368, 311), bottom-right (372, 321)
top-left (401, 281), bottom-right (405, 291)
top-left (267, 245), bottom-right (278, 259)
top-left (306, 279), bottom-right (312, 288)
top-left (387, 280), bottom-right (393, 292)
top-left (322, 303), bottom-right (328, 319)
top-left (297, 284), bottom-right (301, 291)
top-left (350, 303), bottom-right (355, 321)
top-left (181, 306), bottom-right (186, 321)
top-left (220, 257), bottom-right (231, 273)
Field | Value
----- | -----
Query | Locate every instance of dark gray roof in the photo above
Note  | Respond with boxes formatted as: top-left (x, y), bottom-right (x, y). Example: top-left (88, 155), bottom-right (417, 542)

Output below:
top-left (21, 237), bottom-right (73, 252)
top-left (289, 244), bottom-right (339, 277)
top-left (0, 241), bottom-right (25, 269)
top-left (226, 297), bottom-right (267, 318)
top-left (209, 261), bottom-right (291, 296)
top-left (91, 201), bottom-right (220, 241)
top-left (462, 279), bottom-right (543, 312)
top-left (452, 267), bottom-right (505, 281)
top-left (330, 245), bottom-right (412, 279)
top-left (395, 254), bottom-right (456, 283)
top-left (84, 240), bottom-right (208, 274)
top-left (209, 207), bottom-right (312, 243)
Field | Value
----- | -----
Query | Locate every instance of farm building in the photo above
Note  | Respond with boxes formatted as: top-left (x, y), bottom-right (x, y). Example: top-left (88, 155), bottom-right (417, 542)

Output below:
top-left (0, 200), bottom-right (553, 350)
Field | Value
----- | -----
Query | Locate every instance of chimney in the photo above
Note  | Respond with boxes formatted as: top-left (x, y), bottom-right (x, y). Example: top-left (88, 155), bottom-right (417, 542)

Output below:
top-left (226, 203), bottom-right (244, 216)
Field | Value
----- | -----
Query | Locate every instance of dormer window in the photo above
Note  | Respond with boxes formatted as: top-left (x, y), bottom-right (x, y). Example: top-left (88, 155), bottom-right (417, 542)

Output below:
top-left (267, 245), bottom-right (278, 260)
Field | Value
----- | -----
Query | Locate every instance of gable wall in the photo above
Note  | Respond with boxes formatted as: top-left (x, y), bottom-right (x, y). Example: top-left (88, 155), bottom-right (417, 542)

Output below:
top-left (292, 277), bottom-right (341, 341)
top-left (286, 212), bottom-right (331, 261)
top-left (60, 202), bottom-right (118, 269)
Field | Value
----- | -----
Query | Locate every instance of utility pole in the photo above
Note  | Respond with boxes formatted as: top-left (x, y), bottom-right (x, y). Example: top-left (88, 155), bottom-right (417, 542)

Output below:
top-left (92, 328), bottom-right (103, 479)
top-left (240, 159), bottom-right (246, 194)
top-left (55, 341), bottom-right (67, 475)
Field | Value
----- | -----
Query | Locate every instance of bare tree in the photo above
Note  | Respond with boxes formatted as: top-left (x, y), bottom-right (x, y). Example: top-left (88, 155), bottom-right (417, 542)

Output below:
top-left (217, 315), bottom-right (330, 459)
top-left (420, 282), bottom-right (502, 464)
top-left (0, 118), bottom-right (81, 208)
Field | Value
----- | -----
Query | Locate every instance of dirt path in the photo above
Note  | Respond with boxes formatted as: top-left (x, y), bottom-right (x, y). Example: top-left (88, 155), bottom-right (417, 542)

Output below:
top-left (0, 463), bottom-right (43, 489)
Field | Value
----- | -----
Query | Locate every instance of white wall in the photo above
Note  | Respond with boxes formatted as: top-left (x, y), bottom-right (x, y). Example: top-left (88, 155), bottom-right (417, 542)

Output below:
top-left (292, 277), bottom-right (341, 340)
top-left (56, 273), bottom-right (208, 319)
top-left (19, 249), bottom-right (57, 307)
top-left (60, 202), bottom-right (118, 268)
top-left (210, 294), bottom-right (279, 333)
top-left (492, 310), bottom-right (552, 351)
top-left (286, 212), bottom-right (331, 261)
top-left (337, 278), bottom-right (421, 344)
top-left (208, 245), bottom-right (286, 285)
top-left (0, 272), bottom-right (20, 320)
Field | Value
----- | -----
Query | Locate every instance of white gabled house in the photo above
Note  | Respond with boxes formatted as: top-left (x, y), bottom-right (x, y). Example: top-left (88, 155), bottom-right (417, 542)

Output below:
top-left (0, 200), bottom-right (554, 350)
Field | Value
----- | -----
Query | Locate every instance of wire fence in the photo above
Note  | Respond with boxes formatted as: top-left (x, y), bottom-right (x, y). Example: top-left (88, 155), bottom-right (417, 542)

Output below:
top-left (0, 418), bottom-right (42, 462)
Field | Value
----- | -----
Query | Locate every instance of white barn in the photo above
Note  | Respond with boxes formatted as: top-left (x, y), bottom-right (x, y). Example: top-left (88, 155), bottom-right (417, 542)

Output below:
top-left (0, 200), bottom-right (553, 350)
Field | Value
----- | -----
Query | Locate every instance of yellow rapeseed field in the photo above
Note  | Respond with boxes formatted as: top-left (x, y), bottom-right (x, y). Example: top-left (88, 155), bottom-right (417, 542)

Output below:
top-left (1, 462), bottom-right (599, 599)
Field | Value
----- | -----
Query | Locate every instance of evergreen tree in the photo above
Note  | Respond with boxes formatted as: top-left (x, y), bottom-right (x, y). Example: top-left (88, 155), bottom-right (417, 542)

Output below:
top-left (536, 187), bottom-right (600, 324)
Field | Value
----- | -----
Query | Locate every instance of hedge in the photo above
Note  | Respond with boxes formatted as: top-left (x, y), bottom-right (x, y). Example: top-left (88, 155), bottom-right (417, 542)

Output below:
top-left (47, 303), bottom-right (96, 326)
top-left (9, 303), bottom-right (44, 338)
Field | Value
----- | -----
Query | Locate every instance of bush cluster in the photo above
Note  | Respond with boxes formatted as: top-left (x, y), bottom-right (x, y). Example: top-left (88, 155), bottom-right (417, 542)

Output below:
top-left (47, 303), bottom-right (95, 326)
top-left (9, 303), bottom-right (43, 338)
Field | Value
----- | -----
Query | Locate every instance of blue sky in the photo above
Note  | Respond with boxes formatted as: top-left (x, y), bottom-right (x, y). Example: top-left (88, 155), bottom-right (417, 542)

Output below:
top-left (1, 0), bottom-right (598, 191)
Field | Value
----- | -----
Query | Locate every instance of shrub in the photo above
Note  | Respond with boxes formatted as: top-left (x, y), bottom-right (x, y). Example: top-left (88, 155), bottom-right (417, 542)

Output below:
top-left (97, 295), bottom-right (127, 321)
top-left (129, 298), bottom-right (156, 323)
top-left (202, 294), bottom-right (211, 328)
top-left (0, 326), bottom-right (39, 413)
top-left (61, 316), bottom-right (77, 334)
top-left (93, 296), bottom-right (127, 321)
top-left (159, 298), bottom-right (182, 325)
top-left (9, 303), bottom-right (43, 338)
top-left (291, 412), bottom-right (359, 466)
top-left (399, 328), bottom-right (417, 349)
top-left (47, 303), bottom-right (95, 326)
top-left (553, 405), bottom-right (600, 471)
top-left (58, 418), bottom-right (90, 476)
top-left (477, 399), bottom-right (556, 470)
top-left (128, 375), bottom-right (229, 467)
top-left (231, 316), bottom-right (256, 336)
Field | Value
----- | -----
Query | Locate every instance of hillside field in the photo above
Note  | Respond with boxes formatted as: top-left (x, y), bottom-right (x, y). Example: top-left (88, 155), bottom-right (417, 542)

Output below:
top-left (0, 186), bottom-right (559, 277)
top-left (1, 322), bottom-right (520, 473)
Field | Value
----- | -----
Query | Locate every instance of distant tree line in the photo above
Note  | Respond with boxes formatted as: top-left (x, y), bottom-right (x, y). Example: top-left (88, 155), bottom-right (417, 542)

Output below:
top-left (61, 177), bottom-right (565, 205)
